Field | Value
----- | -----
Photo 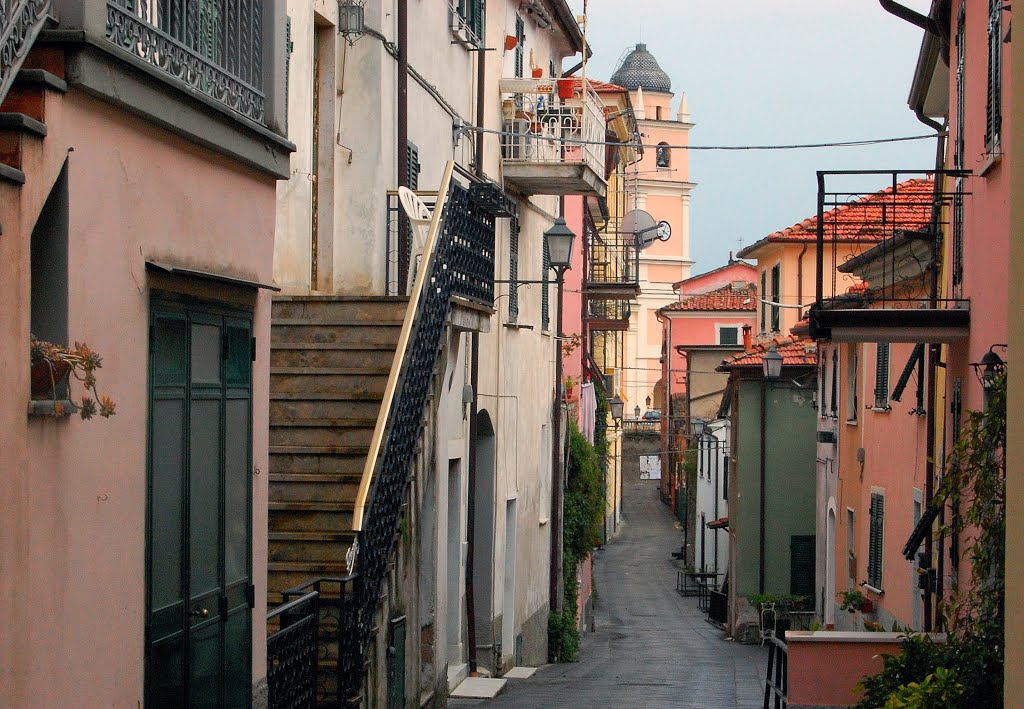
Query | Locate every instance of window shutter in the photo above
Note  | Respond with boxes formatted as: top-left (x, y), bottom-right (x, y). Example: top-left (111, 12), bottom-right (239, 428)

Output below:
top-left (508, 215), bottom-right (520, 321)
top-left (874, 343), bottom-right (890, 409)
top-left (868, 494), bottom-right (885, 589)
top-left (514, 15), bottom-right (525, 78)
top-left (471, 0), bottom-right (485, 44)
top-left (954, 7), bottom-right (966, 292)
top-left (891, 344), bottom-right (924, 403)
top-left (760, 271), bottom-right (767, 332)
top-left (722, 457), bottom-right (729, 501)
top-left (406, 141), bottom-right (420, 190)
top-left (790, 535), bottom-right (816, 598)
top-left (770, 264), bottom-right (781, 332)
top-left (831, 349), bottom-right (839, 416)
top-left (541, 235), bottom-right (550, 330)
top-left (986, 0), bottom-right (1003, 150)
top-left (820, 360), bottom-right (827, 419)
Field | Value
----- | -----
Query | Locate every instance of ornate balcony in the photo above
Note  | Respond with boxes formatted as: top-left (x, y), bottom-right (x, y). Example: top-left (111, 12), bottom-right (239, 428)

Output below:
top-left (808, 170), bottom-right (970, 343)
top-left (104, 0), bottom-right (266, 123)
top-left (585, 211), bottom-right (640, 299)
top-left (500, 77), bottom-right (606, 197)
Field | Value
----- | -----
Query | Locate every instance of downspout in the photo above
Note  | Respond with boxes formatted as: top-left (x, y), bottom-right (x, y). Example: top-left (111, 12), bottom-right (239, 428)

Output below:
top-left (397, 0), bottom-right (409, 284)
top-left (466, 333), bottom-right (479, 672)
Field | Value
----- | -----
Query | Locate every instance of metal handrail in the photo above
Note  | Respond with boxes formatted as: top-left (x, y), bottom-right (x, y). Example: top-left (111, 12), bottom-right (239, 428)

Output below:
top-left (0, 0), bottom-right (51, 107)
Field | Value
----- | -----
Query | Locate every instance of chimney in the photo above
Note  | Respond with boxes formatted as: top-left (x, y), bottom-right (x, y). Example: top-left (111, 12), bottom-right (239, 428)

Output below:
top-left (742, 324), bottom-right (753, 351)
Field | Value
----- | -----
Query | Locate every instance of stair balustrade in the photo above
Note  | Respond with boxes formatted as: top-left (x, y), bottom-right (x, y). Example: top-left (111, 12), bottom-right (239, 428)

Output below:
top-left (0, 0), bottom-right (51, 107)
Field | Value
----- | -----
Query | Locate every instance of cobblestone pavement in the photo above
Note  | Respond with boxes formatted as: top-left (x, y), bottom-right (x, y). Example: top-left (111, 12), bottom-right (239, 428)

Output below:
top-left (452, 476), bottom-right (766, 709)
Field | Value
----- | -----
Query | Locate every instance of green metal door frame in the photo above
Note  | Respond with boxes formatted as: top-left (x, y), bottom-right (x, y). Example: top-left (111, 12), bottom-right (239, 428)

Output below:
top-left (145, 294), bottom-right (254, 708)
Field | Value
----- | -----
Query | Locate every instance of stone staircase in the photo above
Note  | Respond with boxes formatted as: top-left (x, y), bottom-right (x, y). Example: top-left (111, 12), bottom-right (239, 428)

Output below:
top-left (268, 295), bottom-right (409, 603)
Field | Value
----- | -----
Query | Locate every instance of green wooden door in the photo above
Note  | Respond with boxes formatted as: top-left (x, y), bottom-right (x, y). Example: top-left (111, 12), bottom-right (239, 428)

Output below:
top-left (146, 301), bottom-right (253, 708)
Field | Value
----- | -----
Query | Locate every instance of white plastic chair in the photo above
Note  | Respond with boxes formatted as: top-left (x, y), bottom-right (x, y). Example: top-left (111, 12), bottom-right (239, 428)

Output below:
top-left (397, 187), bottom-right (432, 295)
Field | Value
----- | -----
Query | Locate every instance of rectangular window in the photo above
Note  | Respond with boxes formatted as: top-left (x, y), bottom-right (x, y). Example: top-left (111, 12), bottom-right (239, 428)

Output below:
top-left (760, 271), bottom-right (767, 333)
top-left (820, 358), bottom-right (828, 419)
top-left (790, 535), bottom-right (816, 597)
top-left (845, 345), bottom-right (859, 422)
top-left (986, 0), bottom-right (1003, 152)
top-left (456, 0), bottom-right (485, 44)
top-left (770, 263), bottom-right (781, 332)
top-left (718, 326), bottom-right (739, 346)
top-left (874, 343), bottom-right (890, 410)
top-left (868, 493), bottom-right (885, 590)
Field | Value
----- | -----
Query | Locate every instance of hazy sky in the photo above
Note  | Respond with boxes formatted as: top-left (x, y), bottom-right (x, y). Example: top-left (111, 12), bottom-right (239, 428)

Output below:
top-left (566, 0), bottom-right (937, 274)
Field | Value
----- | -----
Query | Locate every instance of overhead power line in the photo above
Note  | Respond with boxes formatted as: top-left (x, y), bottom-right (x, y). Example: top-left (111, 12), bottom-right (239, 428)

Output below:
top-left (463, 124), bottom-right (944, 151)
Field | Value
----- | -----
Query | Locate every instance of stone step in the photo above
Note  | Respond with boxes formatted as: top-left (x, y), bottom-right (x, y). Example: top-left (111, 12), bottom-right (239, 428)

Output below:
top-left (0, 113), bottom-right (46, 171)
top-left (269, 501), bottom-right (355, 532)
top-left (272, 296), bottom-right (409, 322)
top-left (269, 531), bottom-right (355, 564)
top-left (269, 472), bottom-right (362, 503)
top-left (271, 321), bottom-right (403, 348)
top-left (1, 70), bottom-right (67, 124)
top-left (270, 397), bottom-right (385, 422)
top-left (269, 451), bottom-right (368, 476)
top-left (270, 371), bottom-right (389, 397)
top-left (270, 345), bottom-right (399, 370)
top-left (270, 423), bottom-right (374, 449)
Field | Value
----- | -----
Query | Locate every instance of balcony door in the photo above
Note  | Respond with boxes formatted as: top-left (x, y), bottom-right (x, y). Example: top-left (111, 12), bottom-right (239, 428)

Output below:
top-left (146, 299), bottom-right (253, 708)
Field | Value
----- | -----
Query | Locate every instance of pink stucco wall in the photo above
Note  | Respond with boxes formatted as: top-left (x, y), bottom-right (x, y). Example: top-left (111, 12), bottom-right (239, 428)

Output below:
top-left (563, 195), bottom-right (585, 385)
top-left (0, 88), bottom-right (276, 708)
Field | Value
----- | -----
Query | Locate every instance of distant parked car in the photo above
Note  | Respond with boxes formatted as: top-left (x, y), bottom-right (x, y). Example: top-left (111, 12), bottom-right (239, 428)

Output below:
top-left (642, 410), bottom-right (661, 421)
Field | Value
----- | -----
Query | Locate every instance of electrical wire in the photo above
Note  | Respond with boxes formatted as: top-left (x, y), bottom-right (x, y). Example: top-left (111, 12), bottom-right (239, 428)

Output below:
top-left (462, 124), bottom-right (944, 152)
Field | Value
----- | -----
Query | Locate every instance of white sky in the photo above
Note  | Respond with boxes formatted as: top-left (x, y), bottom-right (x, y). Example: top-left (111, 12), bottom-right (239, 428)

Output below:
top-left (566, 0), bottom-right (937, 273)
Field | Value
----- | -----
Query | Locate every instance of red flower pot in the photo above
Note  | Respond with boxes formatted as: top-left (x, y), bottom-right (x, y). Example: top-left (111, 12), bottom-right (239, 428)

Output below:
top-left (31, 360), bottom-right (70, 399)
top-left (557, 78), bottom-right (575, 100)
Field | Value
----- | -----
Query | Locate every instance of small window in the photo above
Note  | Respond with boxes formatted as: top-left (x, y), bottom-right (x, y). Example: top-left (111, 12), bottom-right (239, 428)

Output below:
top-left (770, 264), bottom-right (781, 332)
top-left (31, 161), bottom-right (70, 347)
top-left (874, 343), bottom-right (890, 410)
top-left (655, 106), bottom-right (663, 121)
top-left (868, 493), bottom-right (885, 589)
top-left (656, 142), bottom-right (671, 168)
top-left (718, 326), bottom-right (739, 346)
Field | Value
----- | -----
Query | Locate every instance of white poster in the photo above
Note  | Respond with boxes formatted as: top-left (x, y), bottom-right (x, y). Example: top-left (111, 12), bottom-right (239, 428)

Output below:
top-left (639, 455), bottom-right (661, 480)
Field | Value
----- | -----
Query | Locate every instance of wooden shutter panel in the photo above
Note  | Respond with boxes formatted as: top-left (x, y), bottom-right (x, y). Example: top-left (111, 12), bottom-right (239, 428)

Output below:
top-left (831, 349), bottom-right (839, 416)
top-left (760, 271), bottom-right (767, 331)
top-left (471, 0), bottom-right (485, 43)
top-left (874, 343), bottom-right (890, 409)
top-left (508, 215), bottom-right (520, 321)
top-left (986, 0), bottom-right (1003, 149)
top-left (407, 141), bottom-right (420, 191)
top-left (514, 15), bottom-right (525, 78)
top-left (868, 494), bottom-right (884, 588)
top-left (541, 234), bottom-right (550, 330)
top-left (770, 265), bottom-right (780, 332)
top-left (790, 535), bottom-right (816, 597)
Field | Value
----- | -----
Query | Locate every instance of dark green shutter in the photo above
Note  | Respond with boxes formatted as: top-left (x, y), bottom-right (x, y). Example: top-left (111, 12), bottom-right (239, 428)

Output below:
top-left (868, 494), bottom-right (884, 589)
top-left (760, 271), bottom-right (767, 332)
top-left (514, 15), bottom-right (525, 78)
top-left (831, 349), bottom-right (839, 416)
top-left (770, 264), bottom-right (780, 332)
top-left (874, 343), bottom-right (890, 409)
top-left (790, 535), bottom-right (816, 598)
top-left (986, 0), bottom-right (1003, 149)
top-left (471, 0), bottom-right (485, 44)
top-left (891, 344), bottom-right (924, 403)
top-left (541, 233), bottom-right (550, 330)
top-left (509, 215), bottom-right (520, 321)
top-left (954, 7), bottom-right (966, 290)
top-left (407, 141), bottom-right (420, 191)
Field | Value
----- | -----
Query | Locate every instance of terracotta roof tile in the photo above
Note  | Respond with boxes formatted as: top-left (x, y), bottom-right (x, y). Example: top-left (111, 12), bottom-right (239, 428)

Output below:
top-left (718, 336), bottom-right (818, 370)
top-left (662, 283), bottom-right (757, 312)
top-left (737, 178), bottom-right (935, 258)
top-left (571, 78), bottom-right (628, 94)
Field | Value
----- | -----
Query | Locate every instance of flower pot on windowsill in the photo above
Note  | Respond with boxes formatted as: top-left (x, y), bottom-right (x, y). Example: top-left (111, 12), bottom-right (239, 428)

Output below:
top-left (30, 360), bottom-right (71, 400)
top-left (532, 67), bottom-right (543, 79)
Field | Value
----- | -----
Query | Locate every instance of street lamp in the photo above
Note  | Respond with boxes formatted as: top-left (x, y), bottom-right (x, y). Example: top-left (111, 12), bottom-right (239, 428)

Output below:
top-left (970, 345), bottom-right (1007, 390)
top-left (337, 0), bottom-right (366, 43)
top-left (763, 346), bottom-right (783, 380)
top-left (634, 405), bottom-right (641, 420)
top-left (609, 395), bottom-right (625, 427)
top-left (544, 217), bottom-right (575, 270)
top-left (690, 416), bottom-right (706, 438)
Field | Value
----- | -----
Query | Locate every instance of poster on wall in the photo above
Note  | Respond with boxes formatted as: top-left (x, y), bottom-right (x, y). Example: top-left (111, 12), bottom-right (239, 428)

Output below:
top-left (639, 455), bottom-right (661, 480)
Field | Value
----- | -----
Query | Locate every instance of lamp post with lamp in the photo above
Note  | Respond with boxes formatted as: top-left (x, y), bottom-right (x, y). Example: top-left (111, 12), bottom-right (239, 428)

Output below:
top-left (758, 346), bottom-right (783, 592)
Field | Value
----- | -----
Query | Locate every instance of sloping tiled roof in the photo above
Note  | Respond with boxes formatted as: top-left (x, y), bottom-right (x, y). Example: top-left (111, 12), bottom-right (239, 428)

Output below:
top-left (718, 336), bottom-right (818, 370)
top-left (572, 78), bottom-right (628, 94)
top-left (736, 178), bottom-right (935, 258)
top-left (662, 283), bottom-right (757, 312)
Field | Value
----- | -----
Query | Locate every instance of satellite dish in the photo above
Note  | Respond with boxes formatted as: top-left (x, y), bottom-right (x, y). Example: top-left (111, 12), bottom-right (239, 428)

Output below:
top-left (621, 209), bottom-right (658, 249)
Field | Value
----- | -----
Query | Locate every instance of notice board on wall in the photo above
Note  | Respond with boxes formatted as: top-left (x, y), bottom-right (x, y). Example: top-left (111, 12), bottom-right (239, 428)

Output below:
top-left (639, 455), bottom-right (661, 480)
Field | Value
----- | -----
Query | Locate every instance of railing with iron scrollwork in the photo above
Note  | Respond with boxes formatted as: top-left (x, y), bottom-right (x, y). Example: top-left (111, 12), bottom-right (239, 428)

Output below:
top-left (0, 0), bottom-right (51, 107)
top-left (266, 590), bottom-right (320, 709)
top-left (105, 0), bottom-right (265, 123)
top-left (335, 162), bottom-right (498, 700)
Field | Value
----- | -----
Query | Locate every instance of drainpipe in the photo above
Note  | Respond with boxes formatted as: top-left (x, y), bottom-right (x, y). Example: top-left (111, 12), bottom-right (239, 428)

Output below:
top-left (878, 0), bottom-right (938, 35)
top-left (466, 333), bottom-right (479, 672)
top-left (475, 16), bottom-right (485, 177)
top-left (397, 0), bottom-right (409, 283)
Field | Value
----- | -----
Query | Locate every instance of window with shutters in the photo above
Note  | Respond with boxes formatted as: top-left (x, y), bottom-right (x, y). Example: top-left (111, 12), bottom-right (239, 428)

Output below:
top-left (717, 326), bottom-right (739, 346)
top-left (985, 0), bottom-right (1003, 153)
top-left (790, 535), bottom-right (816, 597)
top-left (407, 141), bottom-right (420, 190)
top-left (770, 263), bottom-right (781, 332)
top-left (514, 15), bottom-right (525, 78)
top-left (455, 0), bottom-right (485, 45)
top-left (868, 493), bottom-right (885, 589)
top-left (820, 358), bottom-right (828, 419)
top-left (508, 216), bottom-right (520, 321)
top-left (760, 271), bottom-right (767, 333)
top-left (874, 343), bottom-right (890, 410)
top-left (541, 236), bottom-right (550, 331)
top-left (846, 345), bottom-right (859, 422)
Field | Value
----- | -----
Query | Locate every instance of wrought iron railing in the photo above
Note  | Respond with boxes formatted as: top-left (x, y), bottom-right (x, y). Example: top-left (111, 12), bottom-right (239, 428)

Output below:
top-left (267, 590), bottom-right (320, 709)
top-left (385, 190), bottom-right (438, 296)
top-left (105, 0), bottom-right (266, 123)
top-left (763, 632), bottom-right (788, 709)
top-left (0, 0), bottom-right (51, 106)
top-left (340, 163), bottom-right (500, 700)
top-left (587, 211), bottom-right (640, 293)
top-left (588, 298), bottom-right (631, 323)
top-left (499, 77), bottom-right (606, 179)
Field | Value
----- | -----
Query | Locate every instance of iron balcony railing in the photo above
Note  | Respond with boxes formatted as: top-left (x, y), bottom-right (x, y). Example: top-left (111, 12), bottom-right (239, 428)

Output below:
top-left (809, 170), bottom-right (971, 341)
top-left (586, 211), bottom-right (640, 296)
top-left (499, 77), bottom-right (606, 180)
top-left (105, 0), bottom-right (266, 123)
top-left (0, 0), bottom-right (51, 106)
top-left (588, 298), bottom-right (632, 330)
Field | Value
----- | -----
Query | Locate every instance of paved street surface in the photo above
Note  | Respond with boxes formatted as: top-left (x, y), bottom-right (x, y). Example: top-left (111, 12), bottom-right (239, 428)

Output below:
top-left (453, 476), bottom-right (766, 709)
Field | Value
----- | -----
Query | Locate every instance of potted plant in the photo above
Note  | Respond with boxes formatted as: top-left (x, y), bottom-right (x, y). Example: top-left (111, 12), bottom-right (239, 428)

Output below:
top-left (839, 589), bottom-right (873, 614)
top-left (30, 336), bottom-right (116, 419)
top-left (563, 375), bottom-right (577, 399)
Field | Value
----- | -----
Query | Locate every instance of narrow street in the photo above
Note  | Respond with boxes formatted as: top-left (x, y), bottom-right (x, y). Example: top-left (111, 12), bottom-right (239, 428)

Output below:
top-left (455, 474), bottom-right (766, 709)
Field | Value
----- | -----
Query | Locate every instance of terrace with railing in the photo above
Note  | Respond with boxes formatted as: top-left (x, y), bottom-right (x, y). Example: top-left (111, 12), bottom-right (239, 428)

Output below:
top-left (808, 170), bottom-right (971, 343)
top-left (500, 77), bottom-right (607, 196)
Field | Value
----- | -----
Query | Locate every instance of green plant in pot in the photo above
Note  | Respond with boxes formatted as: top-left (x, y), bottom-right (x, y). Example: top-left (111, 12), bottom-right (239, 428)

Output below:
top-left (30, 336), bottom-right (116, 419)
top-left (839, 589), bottom-right (873, 614)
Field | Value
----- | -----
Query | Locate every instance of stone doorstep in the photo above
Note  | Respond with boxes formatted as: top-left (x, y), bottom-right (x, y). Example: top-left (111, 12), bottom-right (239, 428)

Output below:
top-left (450, 677), bottom-right (507, 699)
top-left (502, 666), bottom-right (538, 679)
